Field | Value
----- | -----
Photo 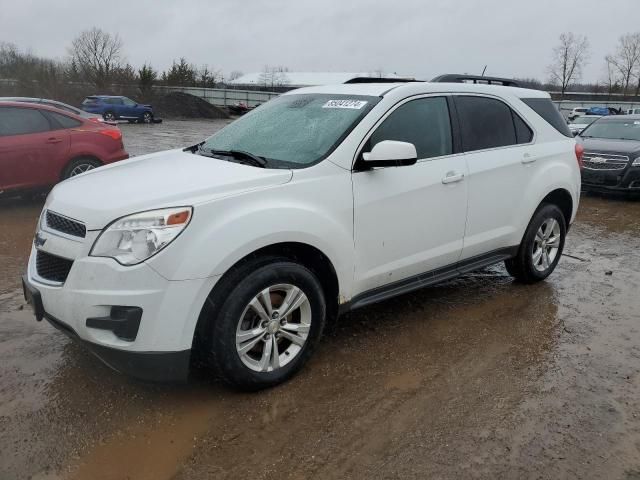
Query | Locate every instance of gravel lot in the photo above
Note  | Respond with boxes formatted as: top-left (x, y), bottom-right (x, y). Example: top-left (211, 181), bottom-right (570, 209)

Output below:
top-left (1, 120), bottom-right (640, 480)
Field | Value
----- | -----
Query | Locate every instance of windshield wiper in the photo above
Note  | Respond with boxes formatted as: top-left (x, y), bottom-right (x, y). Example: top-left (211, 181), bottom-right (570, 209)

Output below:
top-left (200, 148), bottom-right (268, 168)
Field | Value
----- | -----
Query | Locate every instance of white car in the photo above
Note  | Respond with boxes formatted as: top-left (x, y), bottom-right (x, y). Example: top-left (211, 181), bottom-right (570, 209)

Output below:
top-left (568, 114), bottom-right (601, 136)
top-left (23, 81), bottom-right (582, 389)
top-left (567, 107), bottom-right (588, 121)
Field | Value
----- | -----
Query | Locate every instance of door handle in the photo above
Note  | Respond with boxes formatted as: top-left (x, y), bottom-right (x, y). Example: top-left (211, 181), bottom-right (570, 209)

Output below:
top-left (442, 171), bottom-right (465, 184)
top-left (46, 138), bottom-right (62, 144)
top-left (521, 153), bottom-right (536, 164)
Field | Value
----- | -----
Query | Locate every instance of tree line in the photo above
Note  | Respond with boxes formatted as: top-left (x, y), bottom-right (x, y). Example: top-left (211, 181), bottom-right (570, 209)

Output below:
top-left (0, 27), bottom-right (248, 99)
top-left (547, 31), bottom-right (640, 98)
top-left (3, 27), bottom-right (640, 99)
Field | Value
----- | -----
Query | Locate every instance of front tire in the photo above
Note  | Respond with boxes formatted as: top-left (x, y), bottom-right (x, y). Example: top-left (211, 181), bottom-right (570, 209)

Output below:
top-left (505, 204), bottom-right (566, 283)
top-left (205, 258), bottom-right (326, 390)
top-left (140, 112), bottom-right (153, 123)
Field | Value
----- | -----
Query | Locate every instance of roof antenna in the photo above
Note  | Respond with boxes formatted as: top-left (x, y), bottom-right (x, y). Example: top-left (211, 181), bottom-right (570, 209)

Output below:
top-left (481, 65), bottom-right (487, 76)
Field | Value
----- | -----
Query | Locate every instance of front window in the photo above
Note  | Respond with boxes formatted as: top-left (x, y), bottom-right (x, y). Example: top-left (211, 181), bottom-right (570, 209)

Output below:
top-left (200, 93), bottom-right (379, 168)
top-left (581, 119), bottom-right (640, 141)
top-left (122, 98), bottom-right (136, 106)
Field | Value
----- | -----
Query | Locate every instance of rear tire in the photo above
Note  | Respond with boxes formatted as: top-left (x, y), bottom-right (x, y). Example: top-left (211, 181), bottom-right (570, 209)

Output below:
top-left (505, 204), bottom-right (566, 283)
top-left (62, 157), bottom-right (102, 180)
top-left (103, 111), bottom-right (115, 122)
top-left (202, 257), bottom-right (326, 391)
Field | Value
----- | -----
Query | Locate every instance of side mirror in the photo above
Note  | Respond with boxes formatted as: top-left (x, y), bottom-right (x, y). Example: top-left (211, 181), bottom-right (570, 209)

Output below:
top-left (361, 140), bottom-right (418, 167)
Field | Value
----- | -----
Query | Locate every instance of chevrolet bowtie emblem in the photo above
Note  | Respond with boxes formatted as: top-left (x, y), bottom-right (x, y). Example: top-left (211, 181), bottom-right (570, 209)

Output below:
top-left (589, 157), bottom-right (607, 164)
top-left (34, 232), bottom-right (47, 248)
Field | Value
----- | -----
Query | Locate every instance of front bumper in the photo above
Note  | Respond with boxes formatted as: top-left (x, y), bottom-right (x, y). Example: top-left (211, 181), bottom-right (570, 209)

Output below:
top-left (22, 275), bottom-right (191, 382)
top-left (581, 165), bottom-right (640, 192)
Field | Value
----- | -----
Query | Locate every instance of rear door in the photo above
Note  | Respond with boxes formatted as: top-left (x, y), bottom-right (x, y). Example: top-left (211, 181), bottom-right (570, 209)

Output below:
top-left (0, 106), bottom-right (70, 191)
top-left (453, 95), bottom-right (535, 260)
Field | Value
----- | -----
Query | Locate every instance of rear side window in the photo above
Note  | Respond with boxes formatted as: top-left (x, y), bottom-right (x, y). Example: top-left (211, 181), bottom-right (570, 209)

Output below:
top-left (82, 97), bottom-right (98, 105)
top-left (522, 98), bottom-right (572, 137)
top-left (0, 107), bottom-right (51, 136)
top-left (46, 111), bottom-right (82, 129)
top-left (455, 96), bottom-right (518, 151)
top-left (367, 96), bottom-right (453, 159)
top-left (106, 98), bottom-right (123, 105)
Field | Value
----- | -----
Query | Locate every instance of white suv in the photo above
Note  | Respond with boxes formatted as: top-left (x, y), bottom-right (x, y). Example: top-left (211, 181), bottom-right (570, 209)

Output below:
top-left (23, 81), bottom-right (582, 389)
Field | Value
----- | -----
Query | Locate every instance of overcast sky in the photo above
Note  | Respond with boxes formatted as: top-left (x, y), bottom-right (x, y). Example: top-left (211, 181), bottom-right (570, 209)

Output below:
top-left (1, 0), bottom-right (639, 82)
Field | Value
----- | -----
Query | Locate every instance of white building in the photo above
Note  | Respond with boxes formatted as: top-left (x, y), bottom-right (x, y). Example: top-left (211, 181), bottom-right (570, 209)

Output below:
top-left (228, 71), bottom-right (410, 89)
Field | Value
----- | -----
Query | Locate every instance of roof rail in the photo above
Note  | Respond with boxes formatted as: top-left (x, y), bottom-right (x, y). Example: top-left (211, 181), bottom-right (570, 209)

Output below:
top-left (344, 77), bottom-right (420, 84)
top-left (431, 74), bottom-right (520, 87)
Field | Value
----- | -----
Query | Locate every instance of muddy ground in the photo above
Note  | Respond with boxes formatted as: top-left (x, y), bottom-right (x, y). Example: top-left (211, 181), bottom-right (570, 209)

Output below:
top-left (1, 120), bottom-right (640, 479)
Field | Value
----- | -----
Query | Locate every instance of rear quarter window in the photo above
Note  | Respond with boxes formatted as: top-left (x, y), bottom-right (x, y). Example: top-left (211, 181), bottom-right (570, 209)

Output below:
top-left (46, 111), bottom-right (82, 129)
top-left (522, 98), bottom-right (573, 137)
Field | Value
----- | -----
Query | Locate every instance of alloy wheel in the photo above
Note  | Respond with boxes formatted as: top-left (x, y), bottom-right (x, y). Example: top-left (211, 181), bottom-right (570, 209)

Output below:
top-left (235, 283), bottom-right (311, 372)
top-left (69, 163), bottom-right (96, 177)
top-left (532, 218), bottom-right (561, 272)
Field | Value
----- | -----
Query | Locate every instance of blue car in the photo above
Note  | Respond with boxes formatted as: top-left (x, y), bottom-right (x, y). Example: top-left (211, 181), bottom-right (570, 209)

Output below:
top-left (81, 95), bottom-right (154, 123)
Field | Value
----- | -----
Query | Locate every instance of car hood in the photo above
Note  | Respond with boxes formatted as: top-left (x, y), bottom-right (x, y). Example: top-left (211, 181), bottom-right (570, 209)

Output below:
top-left (578, 137), bottom-right (640, 156)
top-left (46, 149), bottom-right (293, 230)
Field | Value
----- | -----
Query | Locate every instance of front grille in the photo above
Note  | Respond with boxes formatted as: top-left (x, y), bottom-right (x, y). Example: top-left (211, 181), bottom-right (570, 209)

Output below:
top-left (45, 210), bottom-right (86, 238)
top-left (583, 152), bottom-right (629, 171)
top-left (36, 250), bottom-right (73, 283)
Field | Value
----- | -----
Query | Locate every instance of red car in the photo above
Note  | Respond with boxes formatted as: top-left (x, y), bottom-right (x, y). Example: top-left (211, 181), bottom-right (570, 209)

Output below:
top-left (0, 101), bottom-right (129, 195)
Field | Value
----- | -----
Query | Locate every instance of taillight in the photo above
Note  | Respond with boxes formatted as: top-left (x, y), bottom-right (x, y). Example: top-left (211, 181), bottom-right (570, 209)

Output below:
top-left (575, 143), bottom-right (584, 169)
top-left (99, 128), bottom-right (122, 141)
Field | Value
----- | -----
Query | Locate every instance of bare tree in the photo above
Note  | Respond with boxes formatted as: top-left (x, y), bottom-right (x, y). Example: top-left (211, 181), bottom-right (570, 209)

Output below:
top-left (228, 70), bottom-right (243, 82)
top-left (606, 33), bottom-right (640, 95)
top-left (68, 28), bottom-right (124, 88)
top-left (547, 32), bottom-right (590, 99)
top-left (258, 65), bottom-right (290, 89)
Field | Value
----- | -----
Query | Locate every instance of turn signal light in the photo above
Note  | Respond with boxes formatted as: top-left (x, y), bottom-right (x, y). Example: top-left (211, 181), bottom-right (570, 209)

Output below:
top-left (167, 210), bottom-right (191, 225)
top-left (575, 143), bottom-right (584, 169)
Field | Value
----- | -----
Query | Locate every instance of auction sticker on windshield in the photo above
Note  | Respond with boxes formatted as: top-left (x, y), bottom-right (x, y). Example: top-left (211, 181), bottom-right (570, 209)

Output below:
top-left (323, 100), bottom-right (368, 109)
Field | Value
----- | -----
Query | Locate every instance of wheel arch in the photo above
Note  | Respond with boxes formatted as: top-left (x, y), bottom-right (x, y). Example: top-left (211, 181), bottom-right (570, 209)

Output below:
top-left (60, 155), bottom-right (103, 180)
top-left (191, 241), bottom-right (341, 355)
top-left (540, 188), bottom-right (573, 227)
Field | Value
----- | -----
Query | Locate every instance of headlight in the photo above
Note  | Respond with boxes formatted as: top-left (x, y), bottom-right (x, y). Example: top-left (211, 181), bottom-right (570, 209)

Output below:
top-left (90, 207), bottom-right (192, 265)
top-left (633, 157), bottom-right (640, 166)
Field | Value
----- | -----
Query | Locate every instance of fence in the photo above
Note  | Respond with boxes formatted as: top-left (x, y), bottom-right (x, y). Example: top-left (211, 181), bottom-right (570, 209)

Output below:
top-left (152, 85), bottom-right (280, 107)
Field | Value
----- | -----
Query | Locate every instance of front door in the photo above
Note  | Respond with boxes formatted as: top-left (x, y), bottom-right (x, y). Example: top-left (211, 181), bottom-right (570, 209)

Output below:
top-left (352, 96), bottom-right (468, 295)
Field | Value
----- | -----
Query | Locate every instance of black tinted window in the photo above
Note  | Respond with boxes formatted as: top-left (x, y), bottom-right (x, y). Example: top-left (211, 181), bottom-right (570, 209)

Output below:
top-left (522, 98), bottom-right (572, 137)
top-left (106, 98), bottom-right (122, 105)
top-left (368, 97), bottom-right (452, 159)
top-left (512, 111), bottom-right (533, 143)
top-left (47, 111), bottom-right (82, 129)
top-left (456, 96), bottom-right (517, 151)
top-left (0, 107), bottom-right (51, 136)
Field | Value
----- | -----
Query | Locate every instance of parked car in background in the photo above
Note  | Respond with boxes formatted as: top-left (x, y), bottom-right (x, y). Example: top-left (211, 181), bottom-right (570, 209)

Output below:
top-left (578, 115), bottom-right (640, 193)
top-left (626, 108), bottom-right (640, 115)
top-left (0, 97), bottom-right (108, 123)
top-left (22, 81), bottom-right (580, 389)
top-left (81, 95), bottom-right (154, 123)
top-left (0, 101), bottom-right (128, 196)
top-left (568, 107), bottom-right (588, 121)
top-left (568, 115), bottom-right (601, 136)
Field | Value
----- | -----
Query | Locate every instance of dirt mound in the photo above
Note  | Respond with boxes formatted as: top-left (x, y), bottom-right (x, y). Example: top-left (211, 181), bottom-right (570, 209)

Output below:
top-left (151, 92), bottom-right (229, 119)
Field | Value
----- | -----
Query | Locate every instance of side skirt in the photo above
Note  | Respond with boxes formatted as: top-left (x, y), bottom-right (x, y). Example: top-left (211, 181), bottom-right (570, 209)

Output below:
top-left (340, 246), bottom-right (518, 314)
